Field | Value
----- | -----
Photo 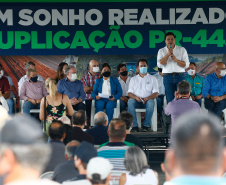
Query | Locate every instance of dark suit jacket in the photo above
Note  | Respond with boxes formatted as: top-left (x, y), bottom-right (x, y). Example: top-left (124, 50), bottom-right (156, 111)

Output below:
top-left (71, 127), bottom-right (94, 144)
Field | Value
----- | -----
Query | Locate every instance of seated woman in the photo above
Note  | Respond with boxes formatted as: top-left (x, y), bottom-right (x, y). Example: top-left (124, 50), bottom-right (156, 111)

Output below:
top-left (119, 146), bottom-right (158, 185)
top-left (92, 63), bottom-right (122, 124)
top-left (40, 78), bottom-right (74, 134)
top-left (55, 62), bottom-right (68, 83)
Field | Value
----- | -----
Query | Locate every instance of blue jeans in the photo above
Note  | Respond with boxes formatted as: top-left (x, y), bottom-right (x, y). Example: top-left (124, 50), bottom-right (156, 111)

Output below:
top-left (204, 98), bottom-right (226, 118)
top-left (128, 98), bottom-right (155, 128)
top-left (156, 95), bottom-right (164, 115)
top-left (120, 100), bottom-right (127, 112)
top-left (95, 99), bottom-right (116, 124)
top-left (23, 101), bottom-right (40, 117)
top-left (7, 99), bottom-right (14, 115)
top-left (194, 98), bottom-right (202, 107)
top-left (163, 73), bottom-right (185, 103)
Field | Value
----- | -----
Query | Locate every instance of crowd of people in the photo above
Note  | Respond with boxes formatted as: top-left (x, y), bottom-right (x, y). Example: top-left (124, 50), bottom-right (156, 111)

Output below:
top-left (0, 31), bottom-right (226, 184)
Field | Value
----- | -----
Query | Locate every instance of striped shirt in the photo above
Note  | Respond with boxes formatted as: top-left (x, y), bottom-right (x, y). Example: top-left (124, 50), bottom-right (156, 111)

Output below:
top-left (97, 142), bottom-right (129, 171)
top-left (81, 72), bottom-right (100, 100)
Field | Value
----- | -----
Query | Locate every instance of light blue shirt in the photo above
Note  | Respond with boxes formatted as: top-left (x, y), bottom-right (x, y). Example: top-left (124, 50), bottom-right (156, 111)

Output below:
top-left (154, 72), bottom-right (165, 95)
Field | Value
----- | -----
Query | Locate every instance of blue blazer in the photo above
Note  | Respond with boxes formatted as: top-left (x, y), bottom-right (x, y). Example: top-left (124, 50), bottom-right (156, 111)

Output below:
top-left (92, 77), bottom-right (122, 100)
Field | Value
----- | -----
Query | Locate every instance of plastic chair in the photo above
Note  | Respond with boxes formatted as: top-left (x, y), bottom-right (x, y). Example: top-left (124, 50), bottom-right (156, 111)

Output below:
top-left (135, 99), bottom-right (157, 131)
top-left (20, 99), bottom-right (40, 113)
top-left (90, 99), bottom-right (120, 126)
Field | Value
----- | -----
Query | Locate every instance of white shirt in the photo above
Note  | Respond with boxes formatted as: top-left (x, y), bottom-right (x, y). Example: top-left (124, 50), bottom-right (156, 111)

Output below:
top-left (118, 76), bottom-right (131, 96)
top-left (18, 74), bottom-right (44, 95)
top-left (0, 96), bottom-right (9, 111)
top-left (128, 74), bottom-right (159, 98)
top-left (102, 78), bottom-right (111, 96)
top-left (6, 179), bottom-right (60, 185)
top-left (62, 180), bottom-right (91, 185)
top-left (154, 72), bottom-right (165, 95)
top-left (157, 45), bottom-right (189, 73)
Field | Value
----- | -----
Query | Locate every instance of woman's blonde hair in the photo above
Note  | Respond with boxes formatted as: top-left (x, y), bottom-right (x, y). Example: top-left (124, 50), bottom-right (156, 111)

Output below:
top-left (45, 78), bottom-right (57, 100)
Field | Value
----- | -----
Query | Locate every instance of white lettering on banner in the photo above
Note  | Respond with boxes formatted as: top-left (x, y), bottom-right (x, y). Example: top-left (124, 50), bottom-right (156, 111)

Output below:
top-left (0, 9), bottom-right (13, 26)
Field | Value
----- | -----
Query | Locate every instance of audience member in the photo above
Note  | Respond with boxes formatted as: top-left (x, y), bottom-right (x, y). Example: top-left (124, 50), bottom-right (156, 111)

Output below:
top-left (0, 115), bottom-right (59, 185)
top-left (87, 157), bottom-right (113, 185)
top-left (154, 67), bottom-right (165, 117)
top-left (58, 65), bottom-right (86, 111)
top-left (40, 78), bottom-right (74, 133)
top-left (55, 62), bottom-right (68, 83)
top-left (62, 141), bottom-right (97, 185)
top-left (160, 155), bottom-right (172, 182)
top-left (18, 61), bottom-right (44, 95)
top-left (128, 59), bottom-right (159, 132)
top-left (157, 32), bottom-right (189, 103)
top-left (0, 64), bottom-right (14, 115)
top-left (203, 62), bottom-right (226, 118)
top-left (92, 63), bottom-right (122, 124)
top-left (85, 112), bottom-right (109, 145)
top-left (119, 111), bottom-right (143, 149)
top-left (53, 140), bottom-right (80, 183)
top-left (185, 62), bottom-right (204, 106)
top-left (119, 146), bottom-right (158, 185)
top-left (44, 120), bottom-right (67, 172)
top-left (20, 68), bottom-right (48, 117)
top-left (164, 81), bottom-right (201, 138)
top-left (81, 60), bottom-right (100, 125)
top-left (164, 113), bottom-right (226, 185)
top-left (98, 118), bottom-right (129, 171)
top-left (71, 110), bottom-right (94, 144)
top-left (59, 116), bottom-right (73, 145)
top-left (117, 63), bottom-right (131, 112)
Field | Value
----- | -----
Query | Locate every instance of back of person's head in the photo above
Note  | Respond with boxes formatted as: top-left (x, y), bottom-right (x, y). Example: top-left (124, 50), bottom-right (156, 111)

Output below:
top-left (26, 68), bottom-right (37, 76)
top-left (171, 112), bottom-right (224, 175)
top-left (65, 140), bottom-right (80, 160)
top-left (118, 111), bottom-right (133, 130)
top-left (0, 115), bottom-right (51, 175)
top-left (49, 120), bottom-right (66, 140)
top-left (177, 80), bottom-right (191, 95)
top-left (58, 116), bottom-right (71, 125)
top-left (124, 146), bottom-right (149, 176)
top-left (25, 61), bottom-right (35, 71)
top-left (94, 112), bottom-right (108, 126)
top-left (72, 110), bottom-right (86, 126)
top-left (108, 118), bottom-right (126, 140)
top-left (87, 157), bottom-right (113, 184)
top-left (45, 78), bottom-right (57, 99)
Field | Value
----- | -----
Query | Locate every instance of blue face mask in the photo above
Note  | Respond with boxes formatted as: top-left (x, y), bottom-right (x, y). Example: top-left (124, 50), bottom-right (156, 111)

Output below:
top-left (140, 67), bottom-right (147, 74)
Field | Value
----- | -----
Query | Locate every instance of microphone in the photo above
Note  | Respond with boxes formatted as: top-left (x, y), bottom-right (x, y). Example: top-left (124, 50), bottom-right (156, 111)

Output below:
top-left (169, 44), bottom-right (172, 49)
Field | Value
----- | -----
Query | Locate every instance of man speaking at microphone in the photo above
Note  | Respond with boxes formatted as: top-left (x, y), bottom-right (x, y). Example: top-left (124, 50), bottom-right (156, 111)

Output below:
top-left (157, 32), bottom-right (190, 103)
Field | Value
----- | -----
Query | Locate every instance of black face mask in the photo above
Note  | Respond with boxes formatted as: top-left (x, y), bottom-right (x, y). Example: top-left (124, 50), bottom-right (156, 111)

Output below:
top-left (120, 71), bottom-right (128, 77)
top-left (30, 76), bottom-right (38, 82)
top-left (102, 71), bottom-right (111, 77)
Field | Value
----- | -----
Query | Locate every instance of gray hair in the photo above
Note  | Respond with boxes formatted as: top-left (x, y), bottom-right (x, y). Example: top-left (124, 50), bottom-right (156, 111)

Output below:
top-left (94, 112), bottom-right (108, 126)
top-left (26, 68), bottom-right (37, 76)
top-left (65, 140), bottom-right (80, 160)
top-left (65, 65), bottom-right (76, 74)
top-left (177, 80), bottom-right (191, 95)
top-left (171, 112), bottom-right (224, 173)
top-left (0, 143), bottom-right (51, 173)
top-left (124, 146), bottom-right (149, 176)
top-left (25, 61), bottom-right (35, 71)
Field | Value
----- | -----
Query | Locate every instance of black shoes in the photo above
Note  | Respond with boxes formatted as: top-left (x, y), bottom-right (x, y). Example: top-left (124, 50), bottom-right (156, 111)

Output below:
top-left (131, 126), bottom-right (139, 132)
top-left (142, 126), bottom-right (151, 132)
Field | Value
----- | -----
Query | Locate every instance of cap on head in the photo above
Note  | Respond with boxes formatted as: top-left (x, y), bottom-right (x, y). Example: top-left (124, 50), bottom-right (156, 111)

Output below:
top-left (0, 115), bottom-right (44, 145)
top-left (73, 141), bottom-right (97, 163)
top-left (87, 157), bottom-right (113, 180)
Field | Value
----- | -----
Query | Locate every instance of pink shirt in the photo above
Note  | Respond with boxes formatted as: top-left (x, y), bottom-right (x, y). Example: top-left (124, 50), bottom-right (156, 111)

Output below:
top-left (20, 81), bottom-right (48, 101)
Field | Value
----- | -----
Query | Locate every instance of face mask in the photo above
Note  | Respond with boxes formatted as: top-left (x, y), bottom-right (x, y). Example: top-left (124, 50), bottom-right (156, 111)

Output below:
top-left (140, 67), bottom-right (147, 74)
top-left (220, 70), bottom-right (226, 77)
top-left (30, 76), bottom-right (38, 82)
top-left (120, 71), bottom-right (128, 77)
top-left (70, 73), bottom-right (77, 81)
top-left (102, 71), bottom-right (111, 77)
top-left (92, 67), bottom-right (99, 73)
top-left (0, 70), bottom-right (3, 78)
top-left (187, 69), bottom-right (195, 76)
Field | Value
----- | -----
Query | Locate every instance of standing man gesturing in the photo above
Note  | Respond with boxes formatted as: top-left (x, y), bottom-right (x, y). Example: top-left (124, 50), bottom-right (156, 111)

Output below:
top-left (157, 32), bottom-right (189, 103)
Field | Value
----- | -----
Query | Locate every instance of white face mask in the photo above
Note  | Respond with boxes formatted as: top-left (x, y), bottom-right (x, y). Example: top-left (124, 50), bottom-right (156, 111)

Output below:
top-left (187, 69), bottom-right (195, 76)
top-left (220, 70), bottom-right (226, 77)
top-left (70, 73), bottom-right (77, 81)
top-left (0, 70), bottom-right (4, 78)
top-left (92, 67), bottom-right (99, 73)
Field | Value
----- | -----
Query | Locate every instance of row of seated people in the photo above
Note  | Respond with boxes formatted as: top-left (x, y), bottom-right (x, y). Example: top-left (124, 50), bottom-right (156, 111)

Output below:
top-left (1, 108), bottom-right (225, 185)
top-left (0, 60), bottom-right (226, 132)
